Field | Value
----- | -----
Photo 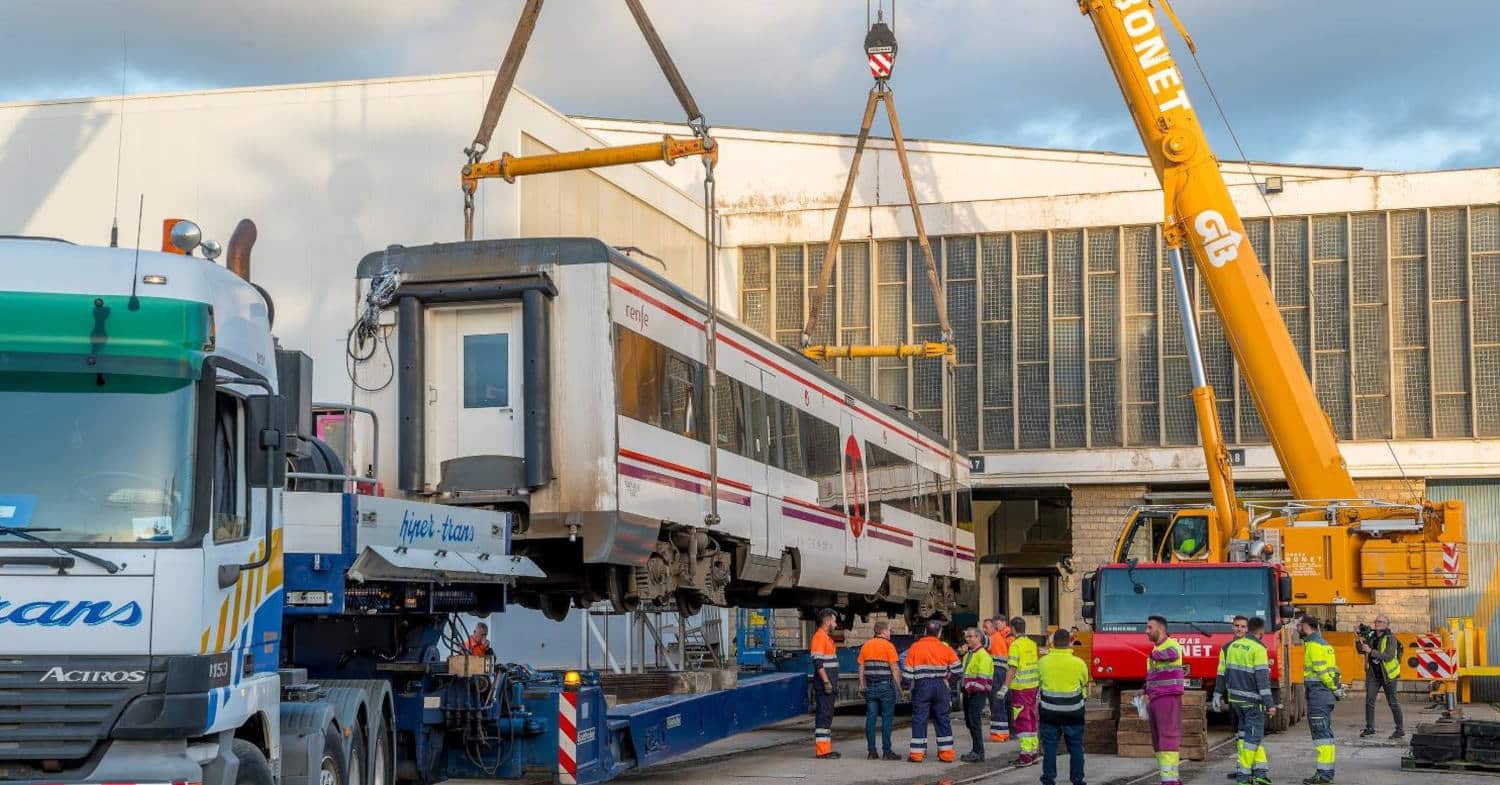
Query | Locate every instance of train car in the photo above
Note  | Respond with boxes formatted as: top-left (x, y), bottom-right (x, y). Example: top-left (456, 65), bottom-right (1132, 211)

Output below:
top-left (351, 238), bottom-right (973, 624)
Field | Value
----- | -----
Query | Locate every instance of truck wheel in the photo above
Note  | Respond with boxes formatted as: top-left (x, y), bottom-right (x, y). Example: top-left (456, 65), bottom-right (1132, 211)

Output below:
top-left (347, 727), bottom-right (367, 785)
top-left (231, 739), bottom-right (274, 785)
top-left (369, 714), bottom-right (392, 785)
top-left (320, 725), bottom-right (349, 785)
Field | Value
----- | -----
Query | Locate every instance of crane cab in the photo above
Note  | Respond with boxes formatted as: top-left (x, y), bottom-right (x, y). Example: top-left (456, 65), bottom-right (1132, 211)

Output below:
top-left (1112, 506), bottom-right (1219, 564)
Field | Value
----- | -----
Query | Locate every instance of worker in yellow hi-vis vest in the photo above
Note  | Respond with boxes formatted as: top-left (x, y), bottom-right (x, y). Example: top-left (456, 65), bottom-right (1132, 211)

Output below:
top-left (1299, 615), bottom-right (1346, 785)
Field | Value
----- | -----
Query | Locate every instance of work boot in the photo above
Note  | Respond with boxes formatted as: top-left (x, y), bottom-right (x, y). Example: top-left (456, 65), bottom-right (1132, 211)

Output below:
top-left (1300, 774), bottom-right (1334, 784)
top-left (990, 732), bottom-right (1010, 742)
top-left (1253, 776), bottom-right (1273, 785)
top-left (1358, 727), bottom-right (1376, 738)
top-left (961, 752), bottom-right (984, 763)
top-left (867, 750), bottom-right (879, 760)
top-left (1389, 729), bottom-right (1405, 740)
top-left (816, 750), bottom-right (842, 760)
top-left (883, 751), bottom-right (901, 761)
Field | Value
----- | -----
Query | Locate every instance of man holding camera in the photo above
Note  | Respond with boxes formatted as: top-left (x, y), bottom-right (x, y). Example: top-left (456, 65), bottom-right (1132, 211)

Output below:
top-left (1355, 614), bottom-right (1404, 740)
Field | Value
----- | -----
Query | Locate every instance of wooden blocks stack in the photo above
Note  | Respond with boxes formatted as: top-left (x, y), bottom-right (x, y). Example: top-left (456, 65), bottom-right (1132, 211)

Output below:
top-left (1084, 704), bottom-right (1118, 754)
top-left (1116, 691), bottom-right (1208, 761)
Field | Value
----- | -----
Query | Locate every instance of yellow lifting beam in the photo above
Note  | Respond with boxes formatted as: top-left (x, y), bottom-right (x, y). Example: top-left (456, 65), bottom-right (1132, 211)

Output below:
top-left (462, 135), bottom-right (717, 188)
top-left (801, 341), bottom-right (953, 361)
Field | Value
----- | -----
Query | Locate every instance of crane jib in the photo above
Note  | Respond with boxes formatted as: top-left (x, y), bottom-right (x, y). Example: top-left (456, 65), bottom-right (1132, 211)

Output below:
top-left (1114, 0), bottom-right (1192, 114)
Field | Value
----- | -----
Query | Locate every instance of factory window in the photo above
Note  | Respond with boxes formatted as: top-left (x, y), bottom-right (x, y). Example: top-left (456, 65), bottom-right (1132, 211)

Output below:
top-left (462, 333), bottom-right (509, 409)
top-left (743, 209), bottom-right (1500, 451)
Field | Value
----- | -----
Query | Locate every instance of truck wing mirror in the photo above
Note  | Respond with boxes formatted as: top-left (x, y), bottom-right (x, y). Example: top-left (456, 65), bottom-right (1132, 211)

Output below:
top-left (1082, 603), bottom-right (1095, 620)
top-left (1082, 574), bottom-right (1096, 604)
top-left (1277, 574), bottom-right (1293, 602)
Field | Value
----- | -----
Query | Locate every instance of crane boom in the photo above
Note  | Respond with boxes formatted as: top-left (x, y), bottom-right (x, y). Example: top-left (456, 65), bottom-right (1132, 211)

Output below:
top-left (1078, 0), bottom-right (1358, 503)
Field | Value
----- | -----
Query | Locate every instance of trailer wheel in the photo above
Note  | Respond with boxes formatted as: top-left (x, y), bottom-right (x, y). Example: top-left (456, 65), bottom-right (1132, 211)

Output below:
top-left (369, 712), bottom-right (392, 785)
top-left (231, 739), bottom-right (274, 785)
top-left (319, 725), bottom-right (349, 785)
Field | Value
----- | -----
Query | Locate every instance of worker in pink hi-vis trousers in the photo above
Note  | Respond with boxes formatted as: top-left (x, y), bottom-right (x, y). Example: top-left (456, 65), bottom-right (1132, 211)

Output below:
top-left (1001, 617), bottom-right (1041, 766)
top-left (1144, 615), bottom-right (1186, 785)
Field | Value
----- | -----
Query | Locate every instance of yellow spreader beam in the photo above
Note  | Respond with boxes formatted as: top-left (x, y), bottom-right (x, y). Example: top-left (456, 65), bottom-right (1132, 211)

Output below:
top-left (801, 342), bottom-right (953, 361)
top-left (462, 135), bottom-right (716, 188)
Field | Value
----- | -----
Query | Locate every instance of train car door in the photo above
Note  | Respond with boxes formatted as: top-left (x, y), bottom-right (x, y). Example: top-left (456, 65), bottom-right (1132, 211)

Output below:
top-left (425, 304), bottom-right (525, 484)
top-left (746, 369), bottom-right (776, 557)
top-left (840, 413), bottom-right (869, 576)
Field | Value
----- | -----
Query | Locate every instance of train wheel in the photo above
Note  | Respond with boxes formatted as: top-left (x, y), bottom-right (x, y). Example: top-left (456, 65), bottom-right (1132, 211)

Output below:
top-left (540, 594), bottom-right (570, 622)
top-left (608, 566), bottom-right (640, 613)
top-left (676, 592), bottom-right (703, 619)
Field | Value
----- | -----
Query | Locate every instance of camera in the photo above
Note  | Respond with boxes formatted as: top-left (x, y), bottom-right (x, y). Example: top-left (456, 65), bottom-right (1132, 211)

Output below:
top-left (1355, 623), bottom-right (1378, 651)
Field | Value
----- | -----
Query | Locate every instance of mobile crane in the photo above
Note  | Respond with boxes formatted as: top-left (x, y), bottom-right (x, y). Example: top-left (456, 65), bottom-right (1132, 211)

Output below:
top-left (1071, 0), bottom-right (1470, 727)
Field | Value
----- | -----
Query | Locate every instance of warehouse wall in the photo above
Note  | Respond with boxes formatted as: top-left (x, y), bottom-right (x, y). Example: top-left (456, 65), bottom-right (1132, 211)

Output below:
top-left (1068, 483), bottom-right (1150, 628)
top-left (0, 73), bottom-right (704, 405)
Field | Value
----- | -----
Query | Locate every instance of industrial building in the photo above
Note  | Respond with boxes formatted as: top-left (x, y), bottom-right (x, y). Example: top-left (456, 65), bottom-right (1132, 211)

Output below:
top-left (2, 71), bottom-right (1495, 668)
top-left (583, 117), bottom-right (1500, 654)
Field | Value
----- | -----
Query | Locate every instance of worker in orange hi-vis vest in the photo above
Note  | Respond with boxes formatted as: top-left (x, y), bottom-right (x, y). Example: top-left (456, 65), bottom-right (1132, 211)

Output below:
top-left (810, 609), bottom-right (842, 759)
top-left (987, 616), bottom-right (1014, 742)
top-left (901, 619), bottom-right (963, 763)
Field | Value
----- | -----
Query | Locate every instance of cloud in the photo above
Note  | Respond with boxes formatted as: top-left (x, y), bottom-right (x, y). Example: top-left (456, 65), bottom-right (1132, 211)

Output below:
top-left (0, 1), bottom-right (1496, 171)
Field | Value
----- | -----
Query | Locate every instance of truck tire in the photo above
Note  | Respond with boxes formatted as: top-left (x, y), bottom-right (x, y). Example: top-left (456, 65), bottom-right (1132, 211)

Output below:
top-left (231, 739), bottom-right (275, 785)
top-left (347, 726), bottom-right (367, 785)
top-left (319, 725), bottom-right (349, 785)
top-left (369, 713), bottom-right (393, 785)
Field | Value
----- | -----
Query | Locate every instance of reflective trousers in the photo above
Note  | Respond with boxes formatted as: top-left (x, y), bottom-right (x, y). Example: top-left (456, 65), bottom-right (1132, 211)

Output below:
top-left (1308, 686), bottom-right (1337, 778)
top-left (1232, 704), bottom-right (1268, 780)
top-left (813, 675), bottom-right (836, 756)
top-left (909, 679), bottom-right (955, 762)
top-left (1011, 687), bottom-right (1039, 758)
top-left (1147, 695), bottom-right (1181, 784)
top-left (990, 683), bottom-right (1011, 740)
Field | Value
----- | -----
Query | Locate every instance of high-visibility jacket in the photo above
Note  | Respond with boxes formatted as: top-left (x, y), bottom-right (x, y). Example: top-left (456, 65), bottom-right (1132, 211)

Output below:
top-left (1368, 631), bottom-right (1402, 682)
top-left (1215, 637), bottom-right (1272, 708)
top-left (1007, 636), bottom-right (1040, 690)
top-left (811, 628), bottom-right (839, 681)
top-left (858, 637), bottom-right (900, 684)
top-left (988, 626), bottom-right (1013, 659)
top-left (1038, 649), bottom-right (1089, 723)
top-left (961, 647), bottom-right (995, 693)
top-left (1144, 636), bottom-right (1185, 698)
top-left (901, 635), bottom-right (962, 687)
top-left (1303, 634), bottom-right (1342, 692)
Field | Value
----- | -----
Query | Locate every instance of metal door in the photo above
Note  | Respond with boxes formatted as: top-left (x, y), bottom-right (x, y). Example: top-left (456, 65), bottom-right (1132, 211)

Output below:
top-left (747, 370), bottom-right (775, 557)
top-left (426, 305), bottom-right (524, 483)
top-left (1006, 576), bottom-right (1051, 633)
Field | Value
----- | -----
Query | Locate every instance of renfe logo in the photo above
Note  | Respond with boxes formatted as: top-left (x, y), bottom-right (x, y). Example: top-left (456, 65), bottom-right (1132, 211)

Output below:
top-left (0, 599), bottom-right (144, 627)
top-left (40, 667), bottom-right (146, 684)
top-left (1194, 210), bottom-right (1244, 267)
top-left (625, 303), bottom-right (650, 331)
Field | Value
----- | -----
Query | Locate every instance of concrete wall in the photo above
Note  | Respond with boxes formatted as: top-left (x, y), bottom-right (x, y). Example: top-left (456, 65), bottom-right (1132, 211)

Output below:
top-left (1067, 484), bottom-right (1150, 628)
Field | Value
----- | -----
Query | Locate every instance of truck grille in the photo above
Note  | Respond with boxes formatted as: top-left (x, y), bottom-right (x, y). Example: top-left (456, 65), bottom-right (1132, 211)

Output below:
top-left (0, 656), bottom-right (155, 763)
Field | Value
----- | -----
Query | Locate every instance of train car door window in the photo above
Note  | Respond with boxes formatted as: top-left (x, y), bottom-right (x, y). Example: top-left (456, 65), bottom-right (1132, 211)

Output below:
top-left (463, 333), bottom-right (510, 408)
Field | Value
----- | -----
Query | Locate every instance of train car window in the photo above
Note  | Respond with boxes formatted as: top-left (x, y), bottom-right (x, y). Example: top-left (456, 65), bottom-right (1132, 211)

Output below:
top-left (800, 411), bottom-right (841, 478)
top-left (614, 325), bottom-right (669, 429)
top-left (773, 401), bottom-right (805, 474)
top-left (714, 376), bottom-right (745, 455)
top-left (865, 441), bottom-right (918, 516)
top-left (463, 333), bottom-right (511, 408)
top-left (663, 354), bottom-right (701, 440)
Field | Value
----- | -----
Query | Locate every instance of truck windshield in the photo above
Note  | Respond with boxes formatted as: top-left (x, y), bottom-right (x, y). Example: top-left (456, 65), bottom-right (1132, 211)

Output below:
top-left (0, 372), bottom-right (196, 544)
top-left (1096, 566), bottom-right (1272, 632)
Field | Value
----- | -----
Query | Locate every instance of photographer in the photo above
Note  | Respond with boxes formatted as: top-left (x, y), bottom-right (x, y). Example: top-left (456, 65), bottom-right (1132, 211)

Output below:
top-left (1354, 614), bottom-right (1404, 740)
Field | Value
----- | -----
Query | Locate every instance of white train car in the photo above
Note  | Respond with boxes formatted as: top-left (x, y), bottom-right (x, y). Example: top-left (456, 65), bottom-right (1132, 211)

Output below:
top-left (352, 238), bottom-right (973, 624)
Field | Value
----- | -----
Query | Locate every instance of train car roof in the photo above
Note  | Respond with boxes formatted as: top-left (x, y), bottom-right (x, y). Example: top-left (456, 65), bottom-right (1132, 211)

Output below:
top-left (357, 237), bottom-right (960, 454)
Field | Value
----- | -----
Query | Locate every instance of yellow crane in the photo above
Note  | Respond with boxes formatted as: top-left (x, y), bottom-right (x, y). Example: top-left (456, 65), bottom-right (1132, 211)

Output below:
top-left (1077, 0), bottom-right (1467, 605)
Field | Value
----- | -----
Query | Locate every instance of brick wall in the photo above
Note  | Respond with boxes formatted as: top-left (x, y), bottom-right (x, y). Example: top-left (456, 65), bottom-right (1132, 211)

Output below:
top-left (1068, 484), bottom-right (1150, 627)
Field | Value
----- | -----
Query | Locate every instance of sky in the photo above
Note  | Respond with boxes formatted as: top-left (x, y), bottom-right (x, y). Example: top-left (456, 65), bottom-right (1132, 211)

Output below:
top-left (2, 0), bottom-right (1498, 172)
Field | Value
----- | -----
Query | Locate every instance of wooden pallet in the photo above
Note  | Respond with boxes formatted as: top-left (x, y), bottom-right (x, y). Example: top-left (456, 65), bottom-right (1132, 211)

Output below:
top-left (1401, 756), bottom-right (1500, 775)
